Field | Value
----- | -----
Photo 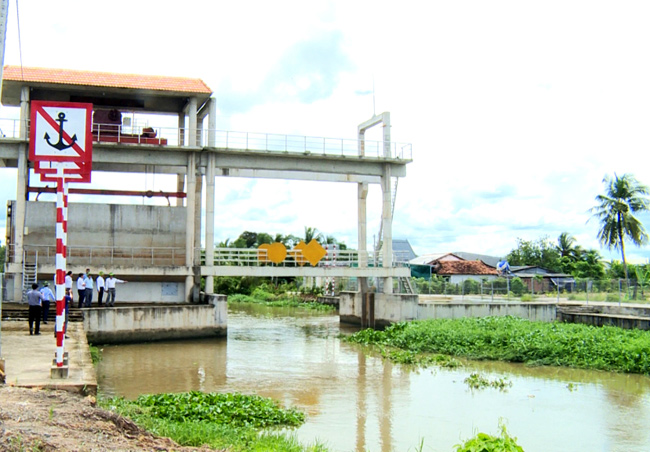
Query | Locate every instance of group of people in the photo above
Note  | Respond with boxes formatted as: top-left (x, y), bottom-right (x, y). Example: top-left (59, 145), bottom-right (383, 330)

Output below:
top-left (26, 269), bottom-right (127, 336)
top-left (71, 269), bottom-right (127, 308)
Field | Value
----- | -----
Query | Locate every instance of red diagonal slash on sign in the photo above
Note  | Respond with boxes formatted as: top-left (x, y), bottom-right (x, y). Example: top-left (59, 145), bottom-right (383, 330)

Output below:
top-left (34, 104), bottom-right (86, 158)
top-left (29, 100), bottom-right (93, 164)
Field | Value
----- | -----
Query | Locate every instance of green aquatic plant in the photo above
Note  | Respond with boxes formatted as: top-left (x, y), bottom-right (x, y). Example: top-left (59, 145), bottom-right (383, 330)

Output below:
top-left (455, 421), bottom-right (524, 452)
top-left (464, 373), bottom-right (512, 391)
top-left (136, 391), bottom-right (305, 428)
top-left (229, 293), bottom-right (335, 311)
top-left (346, 316), bottom-right (650, 374)
top-left (101, 391), bottom-right (320, 451)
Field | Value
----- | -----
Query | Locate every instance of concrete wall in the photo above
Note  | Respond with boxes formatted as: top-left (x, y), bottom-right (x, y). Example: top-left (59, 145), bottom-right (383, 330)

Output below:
top-left (94, 281), bottom-right (186, 304)
top-left (557, 311), bottom-right (650, 330)
top-left (417, 302), bottom-right (557, 322)
top-left (83, 295), bottom-right (227, 344)
top-left (23, 201), bottom-right (186, 250)
top-left (340, 292), bottom-right (557, 327)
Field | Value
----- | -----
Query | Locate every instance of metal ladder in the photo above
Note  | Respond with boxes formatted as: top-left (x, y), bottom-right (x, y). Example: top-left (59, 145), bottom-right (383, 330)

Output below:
top-left (399, 276), bottom-right (415, 294)
top-left (22, 250), bottom-right (38, 302)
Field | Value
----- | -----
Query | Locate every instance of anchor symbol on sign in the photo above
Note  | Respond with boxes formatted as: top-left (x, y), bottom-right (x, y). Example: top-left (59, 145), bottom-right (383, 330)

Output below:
top-left (44, 112), bottom-right (77, 151)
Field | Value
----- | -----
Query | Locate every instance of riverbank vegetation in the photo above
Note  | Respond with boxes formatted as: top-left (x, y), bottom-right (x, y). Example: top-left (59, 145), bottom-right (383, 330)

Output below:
top-left (228, 286), bottom-right (335, 311)
top-left (100, 391), bottom-right (326, 451)
top-left (346, 316), bottom-right (650, 374)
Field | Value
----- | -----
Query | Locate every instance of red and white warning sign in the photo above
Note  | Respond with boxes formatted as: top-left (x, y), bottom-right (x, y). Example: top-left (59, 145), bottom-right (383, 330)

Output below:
top-left (29, 100), bottom-right (93, 165)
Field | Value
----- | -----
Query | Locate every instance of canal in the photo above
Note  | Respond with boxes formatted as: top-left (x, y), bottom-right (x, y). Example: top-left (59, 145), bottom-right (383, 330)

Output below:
top-left (96, 303), bottom-right (650, 452)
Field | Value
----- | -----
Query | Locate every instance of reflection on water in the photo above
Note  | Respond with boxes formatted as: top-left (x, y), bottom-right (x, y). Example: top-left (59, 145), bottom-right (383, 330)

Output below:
top-left (96, 303), bottom-right (650, 452)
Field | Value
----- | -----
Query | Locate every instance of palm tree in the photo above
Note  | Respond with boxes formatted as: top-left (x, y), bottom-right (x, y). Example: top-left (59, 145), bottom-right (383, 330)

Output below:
top-left (556, 232), bottom-right (582, 262)
top-left (590, 173), bottom-right (650, 287)
top-left (304, 226), bottom-right (323, 244)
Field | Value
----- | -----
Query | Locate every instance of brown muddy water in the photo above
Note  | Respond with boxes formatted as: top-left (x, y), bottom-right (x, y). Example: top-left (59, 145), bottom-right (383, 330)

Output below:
top-left (96, 302), bottom-right (650, 452)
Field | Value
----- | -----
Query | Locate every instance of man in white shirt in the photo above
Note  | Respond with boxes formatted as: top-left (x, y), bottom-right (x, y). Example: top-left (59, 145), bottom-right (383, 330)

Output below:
top-left (84, 271), bottom-right (94, 308)
top-left (76, 273), bottom-right (86, 308)
top-left (96, 271), bottom-right (106, 307)
top-left (106, 273), bottom-right (127, 307)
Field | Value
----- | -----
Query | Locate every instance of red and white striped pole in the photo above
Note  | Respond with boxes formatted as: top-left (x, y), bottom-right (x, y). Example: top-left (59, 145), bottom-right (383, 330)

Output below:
top-left (54, 174), bottom-right (68, 367)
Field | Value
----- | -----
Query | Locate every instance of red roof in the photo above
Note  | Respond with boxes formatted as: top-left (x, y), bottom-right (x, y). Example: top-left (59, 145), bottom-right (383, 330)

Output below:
top-left (434, 260), bottom-right (498, 276)
top-left (3, 66), bottom-right (212, 95)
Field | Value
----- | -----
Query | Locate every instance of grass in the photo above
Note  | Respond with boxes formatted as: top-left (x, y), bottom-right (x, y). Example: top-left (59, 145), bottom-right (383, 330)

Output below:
top-left (346, 316), bottom-right (650, 374)
top-left (89, 345), bottom-right (102, 364)
top-left (101, 391), bottom-right (327, 452)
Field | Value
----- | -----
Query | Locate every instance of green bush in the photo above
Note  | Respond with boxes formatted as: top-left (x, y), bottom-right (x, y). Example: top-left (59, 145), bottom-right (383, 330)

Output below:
top-left (510, 278), bottom-right (526, 296)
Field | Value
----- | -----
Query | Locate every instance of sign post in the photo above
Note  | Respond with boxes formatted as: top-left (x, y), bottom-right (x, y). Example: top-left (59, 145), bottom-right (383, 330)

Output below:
top-left (29, 101), bottom-right (93, 371)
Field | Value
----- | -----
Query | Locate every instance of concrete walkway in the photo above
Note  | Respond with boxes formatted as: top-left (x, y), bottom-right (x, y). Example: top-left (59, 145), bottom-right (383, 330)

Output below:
top-left (0, 320), bottom-right (97, 395)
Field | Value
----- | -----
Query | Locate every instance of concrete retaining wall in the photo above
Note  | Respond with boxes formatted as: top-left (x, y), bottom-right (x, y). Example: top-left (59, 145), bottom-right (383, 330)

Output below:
top-left (417, 301), bottom-right (557, 322)
top-left (96, 281), bottom-right (186, 304)
top-left (83, 295), bottom-right (227, 344)
top-left (557, 311), bottom-right (650, 330)
top-left (340, 291), bottom-right (557, 327)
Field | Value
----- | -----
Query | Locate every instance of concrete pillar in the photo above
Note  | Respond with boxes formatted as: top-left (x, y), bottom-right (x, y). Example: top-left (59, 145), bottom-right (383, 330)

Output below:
top-left (176, 113), bottom-right (185, 206)
top-left (185, 152), bottom-right (196, 301)
top-left (184, 97), bottom-right (199, 301)
top-left (382, 112), bottom-right (391, 158)
top-left (19, 87), bottom-right (29, 139)
top-left (381, 165), bottom-right (393, 294)
top-left (13, 87), bottom-right (30, 301)
top-left (188, 97), bottom-right (198, 148)
top-left (205, 99), bottom-right (217, 293)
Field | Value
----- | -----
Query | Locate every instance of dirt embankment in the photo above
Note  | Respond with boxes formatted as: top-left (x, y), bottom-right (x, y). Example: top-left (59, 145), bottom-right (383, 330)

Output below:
top-left (0, 386), bottom-right (219, 451)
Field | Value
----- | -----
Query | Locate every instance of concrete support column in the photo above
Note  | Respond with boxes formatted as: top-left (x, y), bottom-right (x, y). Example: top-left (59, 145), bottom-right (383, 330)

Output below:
top-left (357, 182), bottom-right (369, 293)
top-left (13, 87), bottom-right (30, 301)
top-left (381, 165), bottom-right (393, 294)
top-left (382, 112), bottom-right (391, 158)
top-left (176, 113), bottom-right (186, 206)
top-left (194, 170), bottom-right (202, 267)
top-left (205, 153), bottom-right (215, 293)
top-left (185, 152), bottom-right (197, 301)
top-left (204, 99), bottom-right (217, 293)
top-left (188, 97), bottom-right (198, 147)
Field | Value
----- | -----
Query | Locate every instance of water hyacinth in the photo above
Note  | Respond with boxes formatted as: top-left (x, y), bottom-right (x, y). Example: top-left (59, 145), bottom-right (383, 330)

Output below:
top-left (347, 316), bottom-right (650, 374)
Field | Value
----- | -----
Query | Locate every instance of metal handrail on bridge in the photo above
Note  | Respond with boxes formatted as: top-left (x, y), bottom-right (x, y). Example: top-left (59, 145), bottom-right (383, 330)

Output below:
top-left (0, 118), bottom-right (413, 161)
top-left (13, 244), bottom-right (409, 269)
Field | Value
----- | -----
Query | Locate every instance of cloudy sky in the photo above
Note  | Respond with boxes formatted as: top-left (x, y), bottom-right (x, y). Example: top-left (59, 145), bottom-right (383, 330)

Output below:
top-left (1, 0), bottom-right (650, 262)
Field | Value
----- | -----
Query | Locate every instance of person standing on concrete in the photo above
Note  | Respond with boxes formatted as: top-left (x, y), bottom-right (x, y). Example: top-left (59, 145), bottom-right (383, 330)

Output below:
top-left (84, 271), bottom-right (94, 307)
top-left (106, 273), bottom-right (127, 307)
top-left (65, 271), bottom-right (74, 305)
top-left (96, 271), bottom-right (106, 307)
top-left (27, 283), bottom-right (44, 335)
top-left (40, 281), bottom-right (56, 324)
top-left (76, 273), bottom-right (86, 308)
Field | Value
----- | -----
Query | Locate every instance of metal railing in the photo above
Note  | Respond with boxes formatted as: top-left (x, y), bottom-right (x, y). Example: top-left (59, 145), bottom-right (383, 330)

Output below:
top-left (12, 244), bottom-right (409, 269)
top-left (19, 244), bottom-right (186, 267)
top-left (0, 118), bottom-right (412, 161)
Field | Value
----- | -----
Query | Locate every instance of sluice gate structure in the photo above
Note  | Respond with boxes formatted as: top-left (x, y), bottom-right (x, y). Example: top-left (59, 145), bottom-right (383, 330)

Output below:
top-left (0, 66), bottom-right (413, 332)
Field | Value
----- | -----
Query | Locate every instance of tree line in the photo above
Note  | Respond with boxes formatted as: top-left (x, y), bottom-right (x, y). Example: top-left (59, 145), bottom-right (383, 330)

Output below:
top-left (218, 226), bottom-right (347, 250)
top-left (506, 173), bottom-right (650, 285)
